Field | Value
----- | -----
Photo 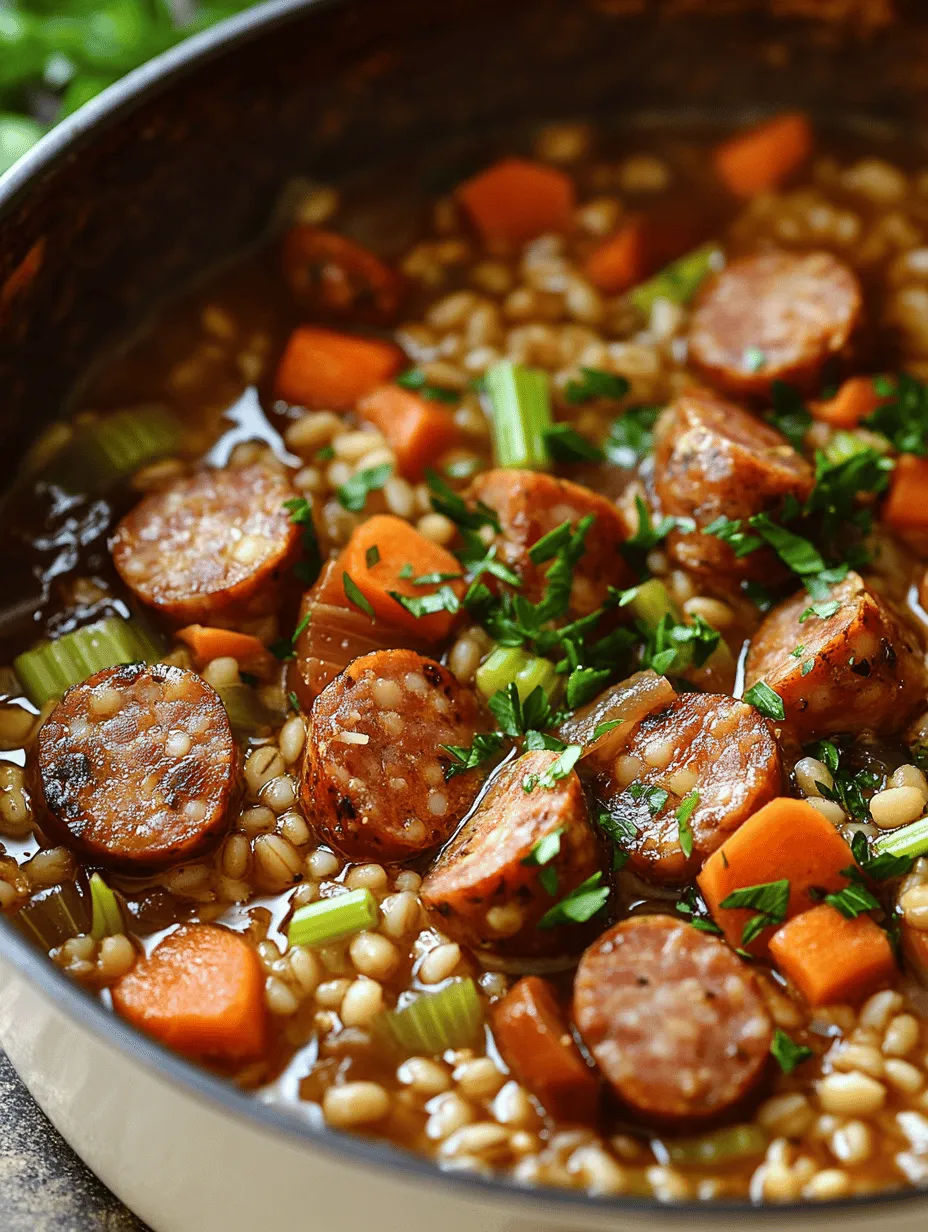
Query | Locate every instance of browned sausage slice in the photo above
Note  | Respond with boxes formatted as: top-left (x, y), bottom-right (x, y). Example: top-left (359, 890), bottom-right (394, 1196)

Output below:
top-left (745, 571), bottom-right (927, 740)
top-left (653, 389), bottom-right (814, 582)
top-left (35, 663), bottom-right (236, 871)
top-left (689, 251), bottom-right (862, 396)
top-left (288, 555), bottom-right (428, 710)
top-left (421, 749), bottom-right (601, 958)
top-left (111, 464), bottom-right (301, 625)
top-left (469, 469), bottom-right (632, 616)
top-left (573, 915), bottom-right (774, 1123)
top-left (601, 693), bottom-right (782, 883)
top-left (301, 649), bottom-right (484, 863)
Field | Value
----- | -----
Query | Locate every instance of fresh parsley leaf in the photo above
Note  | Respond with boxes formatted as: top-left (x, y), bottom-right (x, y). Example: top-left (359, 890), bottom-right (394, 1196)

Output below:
top-left (544, 423), bottom-right (605, 464)
top-left (823, 881), bottom-right (881, 920)
top-left (743, 680), bottom-right (785, 721)
top-left (566, 666), bottom-right (611, 709)
top-left (805, 447), bottom-right (894, 540)
top-left (288, 690), bottom-right (301, 712)
top-left (676, 790), bottom-right (699, 860)
top-left (604, 404), bottom-right (662, 467)
top-left (863, 851), bottom-right (914, 881)
top-left (719, 878), bottom-right (790, 946)
top-left (316, 444), bottom-right (335, 462)
top-left (528, 520), bottom-right (573, 566)
top-left (702, 515), bottom-right (764, 559)
top-left (342, 571), bottom-right (375, 621)
top-left (799, 599), bottom-right (841, 622)
top-left (766, 381), bottom-right (812, 452)
top-left (628, 781), bottom-right (670, 816)
top-left (440, 731), bottom-right (506, 779)
top-left (283, 496), bottom-right (322, 586)
top-left (565, 367), bottom-right (630, 405)
top-left (425, 469), bottom-right (500, 533)
top-left (624, 495), bottom-right (691, 557)
top-left (807, 740), bottom-right (881, 821)
top-left (522, 827), bottom-right (564, 868)
top-left (270, 610), bottom-right (312, 661)
top-left (396, 366), bottom-right (460, 404)
top-left (523, 729), bottom-right (567, 752)
top-left (489, 682), bottom-right (555, 737)
top-left (537, 871), bottom-right (609, 928)
top-left (398, 563), bottom-right (414, 579)
top-left (336, 462), bottom-right (392, 513)
top-left (523, 743), bottom-right (583, 792)
top-left (365, 544), bottom-right (380, 568)
top-left (863, 372), bottom-right (928, 455)
top-left (800, 658), bottom-right (815, 676)
top-left (592, 718), bottom-right (624, 741)
top-left (771, 1029), bottom-right (814, 1074)
top-left (389, 585), bottom-right (461, 620)
top-left (411, 570), bottom-right (464, 586)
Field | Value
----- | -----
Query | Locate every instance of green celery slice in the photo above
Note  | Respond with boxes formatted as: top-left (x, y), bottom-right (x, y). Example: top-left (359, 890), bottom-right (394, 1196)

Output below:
top-left (288, 888), bottom-right (378, 948)
top-left (48, 405), bottom-right (182, 492)
top-left (661, 1124), bottom-right (768, 1168)
top-left (214, 684), bottom-right (282, 735)
top-left (378, 978), bottom-right (483, 1055)
top-left (89, 873), bottom-right (125, 940)
top-left (13, 615), bottom-right (163, 707)
top-left (475, 645), bottom-right (558, 702)
top-left (14, 881), bottom-right (91, 950)
top-left (485, 360), bottom-right (553, 470)
top-left (874, 817), bottom-right (928, 860)
top-left (629, 243), bottom-right (722, 317)
top-left (621, 578), bottom-right (680, 627)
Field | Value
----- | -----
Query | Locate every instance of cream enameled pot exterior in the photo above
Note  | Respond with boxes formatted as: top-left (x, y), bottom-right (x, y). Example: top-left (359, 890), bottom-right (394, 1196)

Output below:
top-left (0, 938), bottom-right (926, 1232)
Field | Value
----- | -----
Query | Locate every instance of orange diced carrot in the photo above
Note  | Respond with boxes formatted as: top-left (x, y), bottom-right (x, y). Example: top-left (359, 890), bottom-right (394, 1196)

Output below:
top-left (698, 797), bottom-right (855, 955)
top-left (768, 904), bottom-right (896, 1007)
top-left (458, 158), bottom-right (575, 246)
top-left (884, 454), bottom-right (928, 531)
top-left (583, 218), bottom-right (648, 294)
top-left (111, 924), bottom-right (267, 1062)
top-left (357, 384), bottom-right (459, 480)
top-left (809, 377), bottom-right (885, 429)
top-left (274, 326), bottom-right (402, 410)
top-left (175, 625), bottom-right (272, 675)
top-left (714, 114), bottom-right (813, 200)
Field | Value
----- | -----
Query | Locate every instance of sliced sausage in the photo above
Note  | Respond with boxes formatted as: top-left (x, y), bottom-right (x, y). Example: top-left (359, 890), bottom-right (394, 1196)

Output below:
top-left (745, 571), bottom-right (927, 740)
top-left (492, 976), bottom-right (600, 1123)
top-left (573, 915), bottom-right (774, 1123)
top-left (420, 749), bottom-right (601, 958)
top-left (35, 663), bottom-right (237, 871)
top-left (111, 464), bottom-right (301, 625)
top-left (282, 225), bottom-right (404, 323)
top-left (689, 250), bottom-right (863, 396)
top-left (302, 649), bottom-right (484, 862)
top-left (469, 469), bottom-right (632, 616)
top-left (288, 555), bottom-right (427, 710)
top-left (652, 388), bottom-right (814, 582)
top-left (600, 693), bottom-right (782, 884)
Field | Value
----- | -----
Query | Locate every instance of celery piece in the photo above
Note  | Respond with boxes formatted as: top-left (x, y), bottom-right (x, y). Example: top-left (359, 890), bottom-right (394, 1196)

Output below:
top-left (662, 1124), bottom-right (767, 1168)
top-left (379, 978), bottom-right (483, 1055)
top-left (13, 615), bottom-right (162, 707)
top-left (629, 243), bottom-right (722, 318)
top-left (822, 428), bottom-right (887, 467)
top-left (621, 578), bottom-right (681, 627)
top-left (485, 360), bottom-right (553, 470)
top-left (874, 816), bottom-right (928, 861)
top-left (288, 888), bottom-right (378, 948)
top-left (48, 404), bottom-right (182, 492)
top-left (89, 873), bottom-right (125, 940)
top-left (215, 684), bottom-right (282, 735)
top-left (14, 881), bottom-right (91, 949)
top-left (475, 645), bottom-right (558, 703)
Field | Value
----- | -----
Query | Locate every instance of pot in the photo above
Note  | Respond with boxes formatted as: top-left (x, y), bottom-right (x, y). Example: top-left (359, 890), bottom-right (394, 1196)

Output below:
top-left (1, 2), bottom-right (927, 1228)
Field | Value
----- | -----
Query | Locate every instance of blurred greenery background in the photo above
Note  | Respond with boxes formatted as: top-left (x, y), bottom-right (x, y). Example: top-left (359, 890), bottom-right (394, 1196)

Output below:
top-left (0, 0), bottom-right (258, 174)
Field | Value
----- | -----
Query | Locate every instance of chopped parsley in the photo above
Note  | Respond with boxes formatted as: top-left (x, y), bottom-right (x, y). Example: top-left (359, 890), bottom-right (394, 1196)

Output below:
top-left (365, 544), bottom-right (380, 568)
top-left (397, 366), bottom-right (460, 404)
top-left (623, 496), bottom-right (692, 560)
top-left (565, 367), bottom-right (630, 405)
top-left (425, 468), bottom-right (500, 533)
top-left (389, 585), bottom-right (461, 620)
top-left (537, 871), bottom-right (610, 928)
top-left (766, 381), bottom-right (812, 452)
top-left (604, 404), bottom-right (662, 467)
top-left (543, 423), bottom-right (605, 464)
top-left (283, 496), bottom-right (322, 586)
top-left (676, 790), bottom-right (699, 860)
top-left (522, 827), bottom-right (564, 896)
top-left (799, 599), bottom-right (841, 622)
top-left (628, 781), bottom-right (670, 816)
top-left (440, 731), bottom-right (506, 780)
top-left (270, 610), bottom-right (312, 661)
top-left (591, 718), bottom-right (624, 741)
top-left (522, 743), bottom-right (583, 792)
top-left (342, 571), bottom-right (375, 621)
top-left (771, 1029), bottom-right (814, 1074)
top-left (566, 666), bottom-right (612, 709)
top-left (336, 462), bottom-right (392, 513)
top-left (288, 690), bottom-right (301, 712)
top-left (821, 881), bottom-right (881, 920)
top-left (719, 878), bottom-right (790, 946)
top-left (864, 372), bottom-right (928, 455)
top-left (807, 740), bottom-right (882, 822)
top-left (743, 680), bottom-right (785, 722)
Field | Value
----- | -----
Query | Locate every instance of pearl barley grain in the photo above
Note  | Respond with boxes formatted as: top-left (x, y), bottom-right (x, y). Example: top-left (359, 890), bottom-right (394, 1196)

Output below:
top-left (323, 1083), bottom-right (390, 1127)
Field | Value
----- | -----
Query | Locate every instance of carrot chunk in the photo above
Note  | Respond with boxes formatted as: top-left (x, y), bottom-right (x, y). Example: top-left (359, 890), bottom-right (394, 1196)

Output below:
top-left (492, 976), bottom-right (600, 1123)
top-left (583, 218), bottom-right (648, 294)
top-left (714, 113), bottom-right (813, 200)
top-left (810, 377), bottom-right (885, 429)
top-left (111, 924), bottom-right (267, 1062)
top-left (458, 158), bottom-right (575, 247)
top-left (341, 514), bottom-right (465, 641)
top-left (357, 384), bottom-right (459, 480)
top-left (884, 454), bottom-right (928, 532)
top-left (769, 904), bottom-right (896, 1007)
top-left (274, 326), bottom-right (402, 410)
top-left (698, 797), bottom-right (855, 955)
top-left (175, 625), bottom-right (273, 675)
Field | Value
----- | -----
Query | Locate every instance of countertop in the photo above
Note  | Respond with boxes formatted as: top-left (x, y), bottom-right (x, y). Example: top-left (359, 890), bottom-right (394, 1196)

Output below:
top-left (0, 1049), bottom-right (147, 1231)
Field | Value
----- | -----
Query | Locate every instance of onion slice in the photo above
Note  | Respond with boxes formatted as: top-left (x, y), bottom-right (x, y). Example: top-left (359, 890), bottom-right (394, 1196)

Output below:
top-left (557, 669), bottom-right (676, 768)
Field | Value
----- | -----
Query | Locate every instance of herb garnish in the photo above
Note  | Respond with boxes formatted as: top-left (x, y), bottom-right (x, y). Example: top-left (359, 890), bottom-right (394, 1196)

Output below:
top-left (440, 731), bottom-right (506, 780)
top-left (537, 871), bottom-right (610, 928)
top-left (522, 827), bottom-right (565, 896)
top-left (771, 1029), bottom-right (814, 1074)
top-left (719, 878), bottom-right (790, 946)
top-left (544, 423), bottom-right (605, 464)
top-left (565, 368), bottom-right (630, 406)
top-left (743, 680), bottom-right (786, 722)
top-left (342, 572), bottom-right (375, 621)
top-left (283, 496), bottom-right (322, 586)
top-left (397, 366), bottom-right (460, 404)
top-left (676, 790), bottom-right (699, 860)
top-left (336, 463), bottom-right (392, 513)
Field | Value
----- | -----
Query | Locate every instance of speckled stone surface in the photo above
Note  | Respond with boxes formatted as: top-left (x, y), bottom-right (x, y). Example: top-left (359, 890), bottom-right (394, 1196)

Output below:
top-left (0, 1050), bottom-right (148, 1231)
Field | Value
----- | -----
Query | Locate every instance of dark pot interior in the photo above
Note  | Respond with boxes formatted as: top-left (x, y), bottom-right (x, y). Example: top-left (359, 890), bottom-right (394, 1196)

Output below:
top-left (3, 0), bottom-right (928, 472)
